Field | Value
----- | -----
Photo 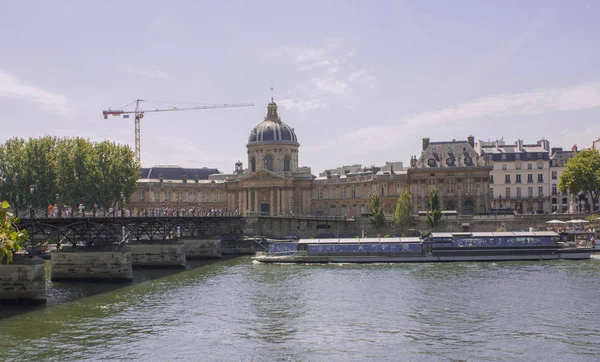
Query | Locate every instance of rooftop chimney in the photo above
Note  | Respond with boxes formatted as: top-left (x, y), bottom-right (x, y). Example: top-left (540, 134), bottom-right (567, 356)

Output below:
top-left (467, 135), bottom-right (474, 148)
top-left (572, 144), bottom-right (578, 152)
top-left (422, 137), bottom-right (430, 151)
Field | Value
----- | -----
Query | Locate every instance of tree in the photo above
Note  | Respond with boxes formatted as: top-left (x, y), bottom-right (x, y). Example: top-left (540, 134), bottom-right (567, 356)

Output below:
top-left (0, 201), bottom-right (28, 266)
top-left (393, 190), bottom-right (413, 234)
top-left (426, 188), bottom-right (442, 230)
top-left (559, 149), bottom-right (600, 212)
top-left (369, 194), bottom-right (386, 229)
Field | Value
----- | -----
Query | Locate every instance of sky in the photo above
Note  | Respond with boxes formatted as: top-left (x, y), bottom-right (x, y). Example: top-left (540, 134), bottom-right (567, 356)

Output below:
top-left (1, 0), bottom-right (600, 175)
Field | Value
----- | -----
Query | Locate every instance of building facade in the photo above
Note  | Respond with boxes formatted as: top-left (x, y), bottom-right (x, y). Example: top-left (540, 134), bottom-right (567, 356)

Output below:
top-left (476, 139), bottom-right (551, 214)
top-left (127, 98), bottom-right (586, 217)
top-left (408, 136), bottom-right (493, 215)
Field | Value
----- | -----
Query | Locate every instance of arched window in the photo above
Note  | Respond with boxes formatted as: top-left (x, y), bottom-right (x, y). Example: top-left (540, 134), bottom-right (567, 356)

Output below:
top-left (284, 156), bottom-right (291, 172)
top-left (264, 154), bottom-right (273, 171)
top-left (463, 200), bottom-right (474, 215)
top-left (250, 157), bottom-right (256, 172)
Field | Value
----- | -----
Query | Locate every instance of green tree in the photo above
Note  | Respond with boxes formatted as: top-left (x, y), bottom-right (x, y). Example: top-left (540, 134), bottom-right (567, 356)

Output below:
top-left (393, 190), bottom-right (413, 234)
top-left (369, 194), bottom-right (386, 229)
top-left (559, 149), bottom-right (600, 212)
top-left (426, 188), bottom-right (443, 230)
top-left (0, 201), bottom-right (28, 266)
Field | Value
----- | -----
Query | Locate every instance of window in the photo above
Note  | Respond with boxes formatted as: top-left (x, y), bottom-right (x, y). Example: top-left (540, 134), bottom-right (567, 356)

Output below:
top-left (527, 163), bottom-right (532, 170)
top-left (505, 174), bottom-right (511, 184)
top-left (446, 158), bottom-right (455, 166)
top-left (505, 187), bottom-right (511, 199)
top-left (537, 162), bottom-right (543, 169)
top-left (516, 163), bottom-right (521, 170)
top-left (515, 154), bottom-right (521, 160)
top-left (251, 157), bottom-right (256, 172)
top-left (263, 154), bottom-right (273, 171)
top-left (464, 157), bottom-right (473, 166)
top-left (538, 186), bottom-right (544, 197)
top-left (428, 158), bottom-right (436, 167)
top-left (138, 190), bottom-right (145, 202)
top-left (154, 191), bottom-right (160, 202)
top-left (537, 174), bottom-right (543, 183)
top-left (502, 164), bottom-right (507, 170)
top-left (165, 191), bottom-right (171, 202)
top-left (490, 175), bottom-right (494, 184)
top-left (517, 187), bottom-right (522, 198)
top-left (488, 188), bottom-right (493, 199)
top-left (341, 187), bottom-right (346, 198)
top-left (516, 174), bottom-right (522, 183)
top-left (528, 187), bottom-right (533, 197)
top-left (527, 174), bottom-right (533, 183)
top-left (552, 171), bottom-right (557, 180)
top-left (552, 184), bottom-right (557, 195)
top-left (446, 179), bottom-right (456, 194)
top-left (189, 191), bottom-right (196, 202)
top-left (284, 156), bottom-right (291, 172)
top-left (465, 179), bottom-right (474, 195)
top-left (501, 154), bottom-right (507, 160)
top-left (317, 188), bottom-right (323, 200)
top-left (351, 186), bottom-right (356, 198)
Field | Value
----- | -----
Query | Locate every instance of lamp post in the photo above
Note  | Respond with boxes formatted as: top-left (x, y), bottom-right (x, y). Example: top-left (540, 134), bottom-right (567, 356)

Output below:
top-left (29, 184), bottom-right (35, 218)
top-left (120, 191), bottom-right (125, 217)
top-left (56, 193), bottom-right (61, 218)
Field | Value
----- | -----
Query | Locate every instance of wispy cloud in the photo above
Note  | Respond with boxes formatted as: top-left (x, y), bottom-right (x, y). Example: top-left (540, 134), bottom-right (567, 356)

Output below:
top-left (272, 41), bottom-right (374, 111)
top-left (125, 66), bottom-right (172, 80)
top-left (0, 69), bottom-right (70, 114)
top-left (305, 82), bottom-right (600, 155)
top-left (278, 98), bottom-right (325, 113)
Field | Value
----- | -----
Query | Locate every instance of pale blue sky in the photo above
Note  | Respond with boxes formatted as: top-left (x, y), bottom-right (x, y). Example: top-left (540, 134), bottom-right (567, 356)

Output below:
top-left (1, 0), bottom-right (599, 173)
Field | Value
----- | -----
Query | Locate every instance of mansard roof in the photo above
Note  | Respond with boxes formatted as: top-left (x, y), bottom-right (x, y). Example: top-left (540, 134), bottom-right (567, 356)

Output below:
top-left (413, 140), bottom-right (487, 169)
top-left (140, 165), bottom-right (220, 180)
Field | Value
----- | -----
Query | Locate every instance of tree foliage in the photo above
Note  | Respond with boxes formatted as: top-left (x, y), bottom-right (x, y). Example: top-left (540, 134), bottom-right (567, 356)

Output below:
top-left (393, 190), bottom-right (413, 233)
top-left (0, 137), bottom-right (139, 209)
top-left (369, 194), bottom-right (386, 229)
top-left (558, 149), bottom-right (600, 212)
top-left (426, 188), bottom-right (443, 230)
top-left (0, 201), bottom-right (28, 266)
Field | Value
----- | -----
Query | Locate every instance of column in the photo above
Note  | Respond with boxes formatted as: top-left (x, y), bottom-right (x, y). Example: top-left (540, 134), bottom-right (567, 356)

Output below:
top-left (270, 189), bottom-right (274, 216)
top-left (254, 190), bottom-right (259, 213)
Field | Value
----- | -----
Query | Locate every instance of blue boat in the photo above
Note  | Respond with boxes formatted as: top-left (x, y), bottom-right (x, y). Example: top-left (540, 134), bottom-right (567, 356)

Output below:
top-left (252, 231), bottom-right (591, 263)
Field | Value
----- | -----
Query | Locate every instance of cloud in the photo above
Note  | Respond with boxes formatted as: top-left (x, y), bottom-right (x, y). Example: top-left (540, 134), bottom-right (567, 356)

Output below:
top-left (305, 82), bottom-right (600, 155)
top-left (0, 69), bottom-right (70, 114)
top-left (125, 66), bottom-right (172, 80)
top-left (278, 98), bottom-right (325, 112)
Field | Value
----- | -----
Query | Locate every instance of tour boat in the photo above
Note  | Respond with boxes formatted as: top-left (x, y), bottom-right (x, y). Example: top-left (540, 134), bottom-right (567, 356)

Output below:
top-left (252, 231), bottom-right (591, 263)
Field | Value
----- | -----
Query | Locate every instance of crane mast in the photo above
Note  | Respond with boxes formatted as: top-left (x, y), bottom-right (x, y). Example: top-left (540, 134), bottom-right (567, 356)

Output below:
top-left (102, 99), bottom-right (254, 166)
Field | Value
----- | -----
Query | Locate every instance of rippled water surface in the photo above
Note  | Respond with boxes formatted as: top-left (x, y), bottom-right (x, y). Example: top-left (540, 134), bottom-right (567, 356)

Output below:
top-left (1, 257), bottom-right (600, 361)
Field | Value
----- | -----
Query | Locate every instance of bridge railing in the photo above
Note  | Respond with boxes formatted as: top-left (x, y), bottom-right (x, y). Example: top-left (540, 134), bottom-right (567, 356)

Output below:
top-left (14, 207), bottom-right (245, 220)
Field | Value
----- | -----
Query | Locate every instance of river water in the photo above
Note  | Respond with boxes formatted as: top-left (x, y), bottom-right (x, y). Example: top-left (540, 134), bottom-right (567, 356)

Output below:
top-left (1, 257), bottom-right (599, 361)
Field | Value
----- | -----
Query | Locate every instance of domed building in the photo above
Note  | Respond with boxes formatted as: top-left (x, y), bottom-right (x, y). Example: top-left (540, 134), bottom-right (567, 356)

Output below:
top-left (224, 99), bottom-right (314, 215)
top-left (128, 98), bottom-right (412, 219)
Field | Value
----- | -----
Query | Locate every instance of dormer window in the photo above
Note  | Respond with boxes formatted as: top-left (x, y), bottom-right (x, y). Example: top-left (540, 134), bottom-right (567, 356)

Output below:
top-left (428, 158), bottom-right (436, 167)
top-left (464, 157), bottom-right (473, 166)
top-left (446, 158), bottom-right (455, 166)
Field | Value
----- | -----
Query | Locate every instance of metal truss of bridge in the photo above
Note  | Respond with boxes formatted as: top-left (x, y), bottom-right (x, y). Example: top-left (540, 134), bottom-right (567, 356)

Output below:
top-left (17, 216), bottom-right (245, 248)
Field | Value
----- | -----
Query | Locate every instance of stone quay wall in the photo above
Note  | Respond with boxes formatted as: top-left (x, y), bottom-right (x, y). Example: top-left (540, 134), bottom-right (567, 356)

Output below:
top-left (51, 249), bottom-right (133, 281)
top-left (249, 214), bottom-right (586, 238)
top-left (129, 242), bottom-right (186, 268)
top-left (182, 239), bottom-right (221, 259)
top-left (0, 255), bottom-right (46, 304)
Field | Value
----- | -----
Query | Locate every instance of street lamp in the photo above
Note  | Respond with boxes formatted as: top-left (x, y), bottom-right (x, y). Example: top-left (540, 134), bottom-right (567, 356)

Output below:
top-left (56, 193), bottom-right (61, 217)
top-left (120, 191), bottom-right (125, 217)
top-left (29, 184), bottom-right (35, 218)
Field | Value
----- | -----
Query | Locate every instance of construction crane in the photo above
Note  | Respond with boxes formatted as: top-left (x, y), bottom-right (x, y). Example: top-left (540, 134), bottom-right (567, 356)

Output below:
top-left (103, 99), bottom-right (254, 165)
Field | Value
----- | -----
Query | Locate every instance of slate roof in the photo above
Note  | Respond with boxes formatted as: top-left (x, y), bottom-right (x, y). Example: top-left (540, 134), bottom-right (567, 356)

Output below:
top-left (140, 166), bottom-right (220, 180)
top-left (248, 100), bottom-right (298, 144)
top-left (414, 140), bottom-right (486, 168)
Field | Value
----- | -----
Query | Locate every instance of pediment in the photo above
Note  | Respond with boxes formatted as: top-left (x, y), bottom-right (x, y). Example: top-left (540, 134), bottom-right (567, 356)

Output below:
top-left (242, 169), bottom-right (285, 181)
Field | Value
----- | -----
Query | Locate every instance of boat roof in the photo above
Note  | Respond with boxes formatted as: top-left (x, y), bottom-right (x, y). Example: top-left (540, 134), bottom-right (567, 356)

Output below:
top-left (298, 237), bottom-right (421, 244)
top-left (429, 231), bottom-right (559, 238)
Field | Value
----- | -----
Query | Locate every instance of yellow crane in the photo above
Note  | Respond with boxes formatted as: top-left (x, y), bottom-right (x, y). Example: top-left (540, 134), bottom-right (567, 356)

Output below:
top-left (103, 99), bottom-right (254, 165)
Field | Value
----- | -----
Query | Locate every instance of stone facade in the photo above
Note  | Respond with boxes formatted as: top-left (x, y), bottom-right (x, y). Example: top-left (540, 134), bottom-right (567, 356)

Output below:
top-left (129, 242), bottom-right (186, 268)
top-left (0, 256), bottom-right (46, 304)
top-left (51, 250), bottom-right (133, 281)
top-left (409, 136), bottom-right (492, 215)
